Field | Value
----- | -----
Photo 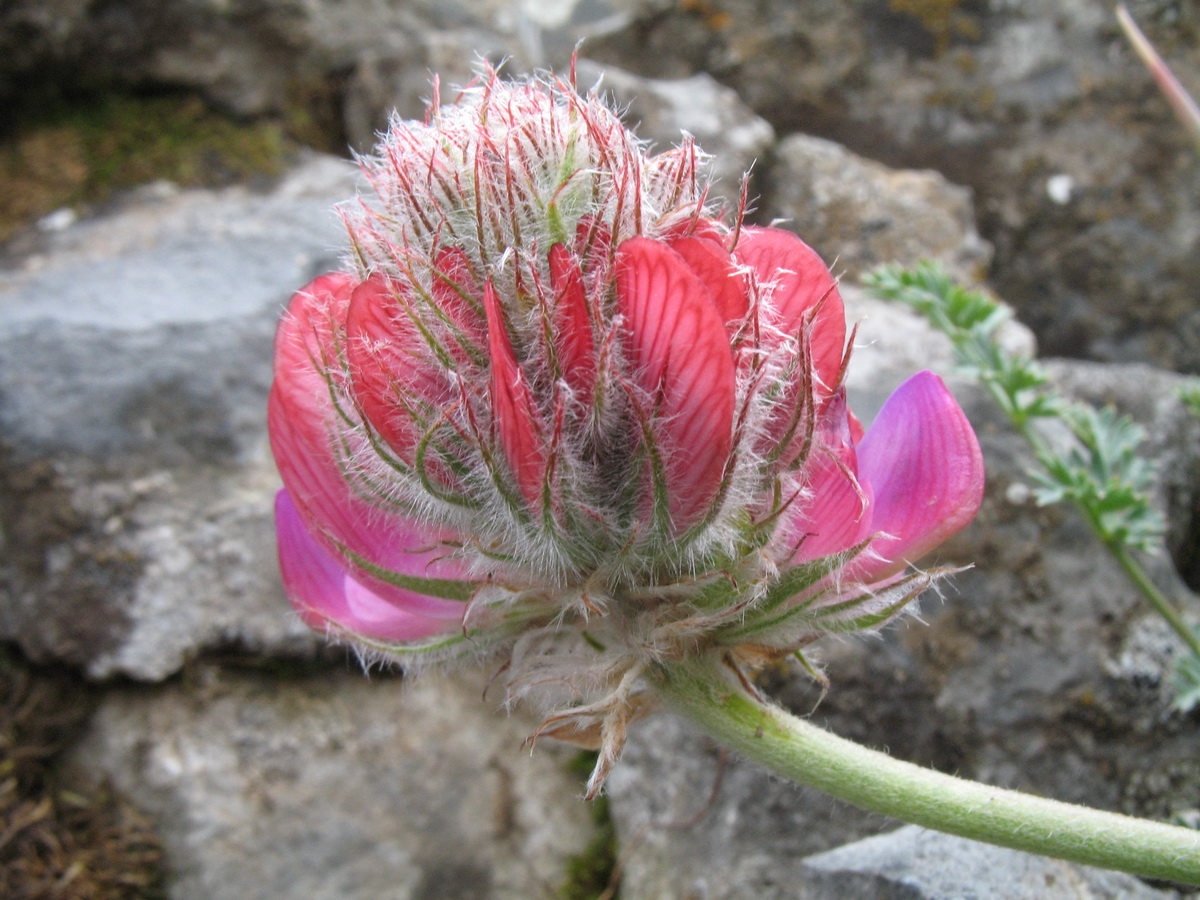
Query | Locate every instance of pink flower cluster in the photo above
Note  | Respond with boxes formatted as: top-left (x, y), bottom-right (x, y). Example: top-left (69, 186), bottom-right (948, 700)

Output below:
top-left (267, 69), bottom-right (983, 747)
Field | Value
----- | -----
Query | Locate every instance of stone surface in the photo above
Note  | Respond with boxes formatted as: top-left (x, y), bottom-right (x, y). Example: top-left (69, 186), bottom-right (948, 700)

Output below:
top-left (0, 154), bottom-right (359, 679)
top-left (606, 710), bottom-right (894, 900)
top-left (574, 60), bottom-right (776, 204)
top-left (65, 665), bottom-right (599, 900)
top-left (341, 29), bottom-right (513, 151)
top-left (0, 0), bottom-right (637, 121)
top-left (765, 133), bottom-right (991, 282)
top-left (799, 825), bottom-right (1182, 900)
top-left (4, 60), bottom-right (1200, 896)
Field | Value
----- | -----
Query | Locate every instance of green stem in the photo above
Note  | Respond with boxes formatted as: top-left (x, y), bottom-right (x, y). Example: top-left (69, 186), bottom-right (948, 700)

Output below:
top-left (1109, 541), bottom-right (1200, 658)
top-left (653, 656), bottom-right (1200, 885)
top-left (991, 365), bottom-right (1200, 661)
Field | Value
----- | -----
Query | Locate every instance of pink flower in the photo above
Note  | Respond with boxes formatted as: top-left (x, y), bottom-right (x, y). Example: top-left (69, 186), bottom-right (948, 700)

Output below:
top-left (267, 67), bottom-right (984, 736)
top-left (792, 372), bottom-right (985, 581)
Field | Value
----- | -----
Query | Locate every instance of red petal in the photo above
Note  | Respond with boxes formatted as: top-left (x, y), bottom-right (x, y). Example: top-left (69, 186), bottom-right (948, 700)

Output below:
top-left (669, 235), bottom-right (749, 324)
top-left (345, 274), bottom-right (445, 460)
top-left (549, 243), bottom-right (596, 398)
top-left (269, 274), bottom-right (468, 611)
top-left (734, 227), bottom-right (846, 393)
top-left (431, 246), bottom-right (487, 356)
top-left (269, 273), bottom-right (359, 535)
top-left (616, 237), bottom-right (736, 530)
top-left (484, 280), bottom-right (547, 511)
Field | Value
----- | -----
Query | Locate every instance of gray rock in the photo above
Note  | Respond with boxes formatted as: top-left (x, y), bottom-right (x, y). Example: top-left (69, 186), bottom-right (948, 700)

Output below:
top-left (574, 59), bottom-right (776, 205)
top-left (5, 53), bottom-right (1200, 897)
top-left (799, 825), bottom-right (1181, 900)
top-left (66, 665), bottom-right (599, 900)
top-left (765, 134), bottom-right (991, 283)
top-left (341, 29), bottom-right (514, 152)
top-left (606, 711), bottom-right (895, 900)
top-left (0, 154), bottom-right (359, 679)
top-left (0, 0), bottom-right (637, 119)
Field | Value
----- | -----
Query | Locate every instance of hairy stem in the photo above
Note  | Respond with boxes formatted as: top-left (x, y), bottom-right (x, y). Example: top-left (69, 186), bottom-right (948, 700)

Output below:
top-left (654, 656), bottom-right (1200, 885)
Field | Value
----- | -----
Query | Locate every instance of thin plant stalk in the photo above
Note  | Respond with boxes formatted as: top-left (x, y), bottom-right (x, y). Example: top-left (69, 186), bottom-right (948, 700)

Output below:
top-left (1117, 4), bottom-right (1200, 153)
top-left (655, 655), bottom-right (1200, 885)
top-left (1110, 541), bottom-right (1200, 657)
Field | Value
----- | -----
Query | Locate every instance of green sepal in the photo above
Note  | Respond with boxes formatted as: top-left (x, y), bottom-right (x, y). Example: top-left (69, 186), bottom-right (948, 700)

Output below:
top-left (333, 540), bottom-right (479, 602)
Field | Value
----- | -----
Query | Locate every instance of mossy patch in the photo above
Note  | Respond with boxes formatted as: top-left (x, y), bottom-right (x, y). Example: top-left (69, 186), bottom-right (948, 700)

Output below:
top-left (888, 0), bottom-right (982, 54)
top-left (0, 92), bottom-right (296, 244)
top-left (560, 752), bottom-right (620, 900)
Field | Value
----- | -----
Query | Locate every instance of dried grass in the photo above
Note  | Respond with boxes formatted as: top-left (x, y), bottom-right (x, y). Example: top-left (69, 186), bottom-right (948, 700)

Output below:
top-left (0, 650), bottom-right (164, 900)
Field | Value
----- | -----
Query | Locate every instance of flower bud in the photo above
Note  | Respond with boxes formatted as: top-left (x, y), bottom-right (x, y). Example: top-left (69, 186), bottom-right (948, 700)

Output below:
top-left (268, 66), bottom-right (985, 791)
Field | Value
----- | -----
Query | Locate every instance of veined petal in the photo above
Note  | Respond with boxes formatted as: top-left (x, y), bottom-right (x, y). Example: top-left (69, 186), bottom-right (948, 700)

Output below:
top-left (276, 491), bottom-right (463, 642)
top-left (268, 272), bottom-right (359, 537)
top-left (854, 371), bottom-right (985, 580)
top-left (346, 274), bottom-right (445, 460)
top-left (484, 280), bottom-right (547, 511)
top-left (616, 237), bottom-right (736, 530)
top-left (669, 235), bottom-right (749, 324)
top-left (431, 245), bottom-right (487, 349)
top-left (269, 274), bottom-right (471, 609)
top-left (733, 226), bottom-right (846, 393)
top-left (549, 242), bottom-right (596, 398)
top-left (791, 392), bottom-right (874, 561)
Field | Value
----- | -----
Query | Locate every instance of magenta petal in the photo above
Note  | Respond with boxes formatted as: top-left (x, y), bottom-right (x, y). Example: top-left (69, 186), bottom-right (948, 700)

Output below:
top-left (854, 371), bottom-right (985, 580)
top-left (792, 456), bottom-right (875, 563)
top-left (792, 394), bottom-right (875, 562)
top-left (616, 237), bottom-right (736, 530)
top-left (275, 491), bottom-right (463, 642)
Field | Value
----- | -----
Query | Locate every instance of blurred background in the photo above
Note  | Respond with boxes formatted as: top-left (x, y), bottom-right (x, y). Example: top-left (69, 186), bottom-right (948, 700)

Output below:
top-left (2, 2), bottom-right (1200, 898)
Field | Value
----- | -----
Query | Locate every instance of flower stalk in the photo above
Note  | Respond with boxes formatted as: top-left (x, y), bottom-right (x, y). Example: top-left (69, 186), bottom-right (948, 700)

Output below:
top-left (1110, 540), bottom-right (1200, 659)
top-left (655, 654), bottom-right (1200, 885)
top-left (1117, 4), bottom-right (1200, 155)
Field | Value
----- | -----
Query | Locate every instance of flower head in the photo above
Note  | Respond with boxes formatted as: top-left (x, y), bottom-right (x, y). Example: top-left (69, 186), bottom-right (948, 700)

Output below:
top-left (268, 66), bottom-right (984, 792)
